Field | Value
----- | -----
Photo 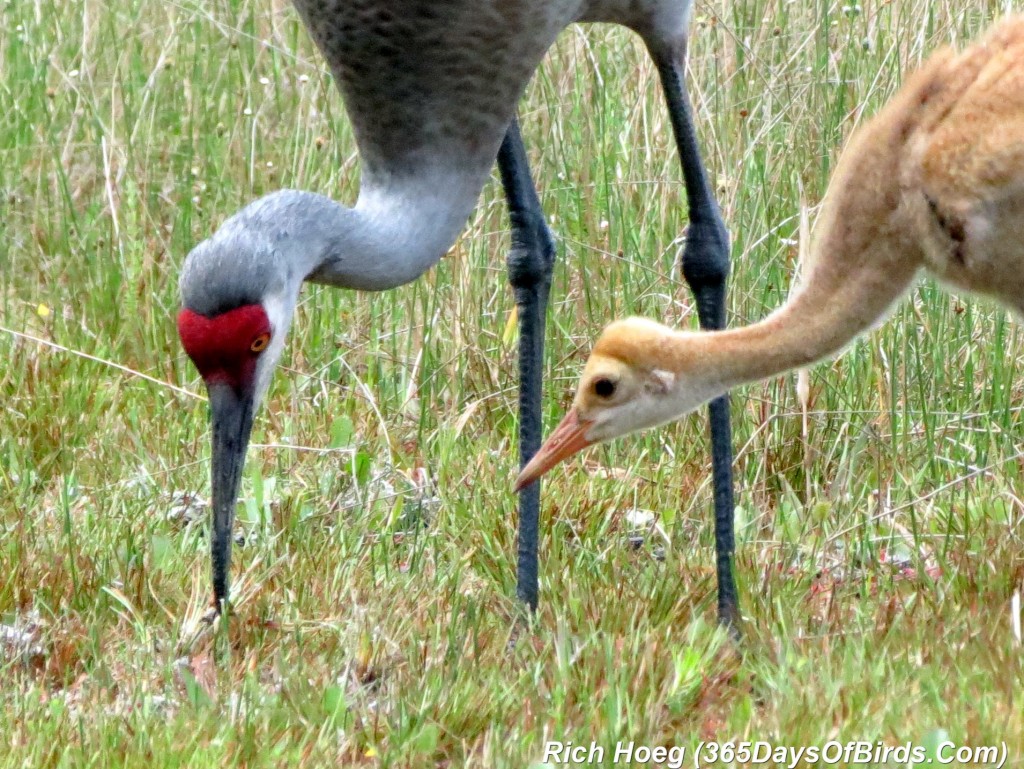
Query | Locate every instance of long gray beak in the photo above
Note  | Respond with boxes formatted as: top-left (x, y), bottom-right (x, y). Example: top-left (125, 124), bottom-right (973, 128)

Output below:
top-left (207, 382), bottom-right (256, 612)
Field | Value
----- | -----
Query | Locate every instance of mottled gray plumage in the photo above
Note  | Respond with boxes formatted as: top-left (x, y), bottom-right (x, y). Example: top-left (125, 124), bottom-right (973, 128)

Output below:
top-left (181, 0), bottom-right (695, 315)
top-left (292, 0), bottom-right (690, 179)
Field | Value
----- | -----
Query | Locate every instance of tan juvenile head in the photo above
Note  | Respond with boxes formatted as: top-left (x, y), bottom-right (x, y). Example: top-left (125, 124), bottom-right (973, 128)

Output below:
top-left (573, 317), bottom-right (686, 426)
top-left (514, 318), bottom-right (722, 490)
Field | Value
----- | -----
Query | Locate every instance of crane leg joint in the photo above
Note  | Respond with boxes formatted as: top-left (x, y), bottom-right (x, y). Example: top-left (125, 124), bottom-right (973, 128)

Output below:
top-left (681, 215), bottom-right (731, 330)
top-left (507, 209), bottom-right (556, 293)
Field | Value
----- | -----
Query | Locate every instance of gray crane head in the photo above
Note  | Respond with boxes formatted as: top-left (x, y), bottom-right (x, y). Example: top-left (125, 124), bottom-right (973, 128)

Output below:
top-left (177, 201), bottom-right (301, 608)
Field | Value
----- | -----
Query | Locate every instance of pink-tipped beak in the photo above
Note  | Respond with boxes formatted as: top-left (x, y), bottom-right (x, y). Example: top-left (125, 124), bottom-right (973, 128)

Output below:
top-left (514, 409), bottom-right (595, 492)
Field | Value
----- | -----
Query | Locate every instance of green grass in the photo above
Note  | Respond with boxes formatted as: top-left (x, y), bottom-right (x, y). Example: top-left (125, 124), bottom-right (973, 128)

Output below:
top-left (2, 0), bottom-right (1024, 765)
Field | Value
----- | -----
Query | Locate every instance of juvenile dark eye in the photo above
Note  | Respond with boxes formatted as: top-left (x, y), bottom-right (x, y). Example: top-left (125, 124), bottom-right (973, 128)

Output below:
top-left (593, 378), bottom-right (617, 398)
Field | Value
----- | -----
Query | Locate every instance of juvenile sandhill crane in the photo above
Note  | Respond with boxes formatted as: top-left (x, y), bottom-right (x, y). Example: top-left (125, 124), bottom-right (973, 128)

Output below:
top-left (177, 1), bottom-right (739, 626)
top-left (516, 15), bottom-right (1024, 540)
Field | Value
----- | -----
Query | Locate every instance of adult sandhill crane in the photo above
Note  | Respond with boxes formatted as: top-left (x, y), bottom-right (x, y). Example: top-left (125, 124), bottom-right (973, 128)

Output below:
top-left (516, 18), bottom-right (1024, 516)
top-left (178, 0), bottom-right (737, 627)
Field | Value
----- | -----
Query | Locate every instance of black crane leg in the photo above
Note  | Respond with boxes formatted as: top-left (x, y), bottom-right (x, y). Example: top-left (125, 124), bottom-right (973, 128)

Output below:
top-left (653, 46), bottom-right (740, 635)
top-left (497, 119), bottom-right (556, 612)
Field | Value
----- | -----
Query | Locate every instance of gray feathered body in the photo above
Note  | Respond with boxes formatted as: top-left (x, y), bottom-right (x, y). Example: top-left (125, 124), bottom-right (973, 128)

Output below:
top-left (295, 0), bottom-right (567, 182)
top-left (181, 0), bottom-right (694, 311)
top-left (294, 0), bottom-right (692, 183)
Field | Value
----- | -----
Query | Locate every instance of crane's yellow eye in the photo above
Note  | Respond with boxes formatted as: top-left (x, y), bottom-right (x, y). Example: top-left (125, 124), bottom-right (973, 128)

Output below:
top-left (250, 333), bottom-right (271, 353)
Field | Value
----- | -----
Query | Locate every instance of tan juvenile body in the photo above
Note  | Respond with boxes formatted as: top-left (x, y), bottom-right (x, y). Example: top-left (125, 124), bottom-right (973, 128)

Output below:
top-left (517, 16), bottom-right (1024, 489)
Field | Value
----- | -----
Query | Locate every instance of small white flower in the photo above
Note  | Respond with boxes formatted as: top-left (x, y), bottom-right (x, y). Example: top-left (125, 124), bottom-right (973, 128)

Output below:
top-left (624, 508), bottom-right (656, 528)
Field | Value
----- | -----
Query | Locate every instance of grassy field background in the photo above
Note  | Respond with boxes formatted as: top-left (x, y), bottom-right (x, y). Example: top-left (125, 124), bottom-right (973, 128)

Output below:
top-left (2, 0), bottom-right (1023, 765)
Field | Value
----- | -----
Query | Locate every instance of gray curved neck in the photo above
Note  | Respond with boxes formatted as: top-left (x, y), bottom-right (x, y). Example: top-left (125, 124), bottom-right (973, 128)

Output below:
top-left (255, 170), bottom-right (482, 293)
top-left (180, 165), bottom-right (485, 322)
